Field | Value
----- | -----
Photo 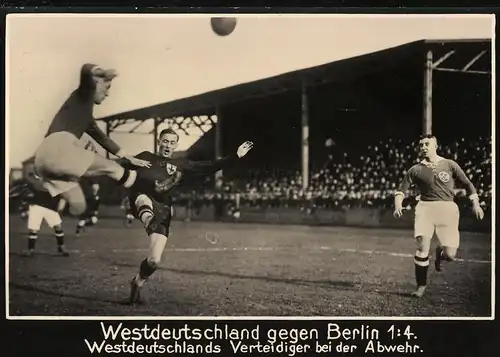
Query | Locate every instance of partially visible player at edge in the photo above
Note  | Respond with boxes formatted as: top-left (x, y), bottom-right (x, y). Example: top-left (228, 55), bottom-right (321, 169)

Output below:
top-left (32, 63), bottom-right (150, 217)
top-left (123, 128), bottom-right (254, 304)
top-left (75, 177), bottom-right (101, 236)
top-left (15, 178), bottom-right (69, 257)
top-left (393, 135), bottom-right (484, 298)
top-left (121, 196), bottom-right (135, 226)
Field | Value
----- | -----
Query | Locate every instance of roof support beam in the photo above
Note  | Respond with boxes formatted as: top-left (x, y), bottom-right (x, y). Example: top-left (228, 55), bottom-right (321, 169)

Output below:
top-left (128, 120), bottom-right (147, 133)
top-left (111, 131), bottom-right (152, 135)
top-left (432, 50), bottom-right (455, 69)
top-left (433, 67), bottom-right (490, 75)
top-left (463, 50), bottom-right (487, 71)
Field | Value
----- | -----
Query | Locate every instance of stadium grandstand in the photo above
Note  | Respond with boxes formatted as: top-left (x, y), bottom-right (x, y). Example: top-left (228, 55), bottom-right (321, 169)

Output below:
top-left (14, 38), bottom-right (492, 231)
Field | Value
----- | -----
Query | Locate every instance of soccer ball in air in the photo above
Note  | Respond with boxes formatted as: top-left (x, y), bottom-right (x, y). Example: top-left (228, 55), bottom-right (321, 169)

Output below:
top-left (211, 17), bottom-right (237, 36)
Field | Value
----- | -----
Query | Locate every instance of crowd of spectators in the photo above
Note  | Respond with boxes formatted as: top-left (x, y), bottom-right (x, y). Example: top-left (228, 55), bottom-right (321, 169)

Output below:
top-left (171, 136), bottom-right (492, 213)
top-left (11, 136), bottom-right (491, 218)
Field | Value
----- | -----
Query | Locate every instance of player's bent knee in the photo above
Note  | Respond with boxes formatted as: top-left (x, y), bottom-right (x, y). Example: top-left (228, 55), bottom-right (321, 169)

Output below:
top-left (442, 247), bottom-right (457, 260)
top-left (147, 257), bottom-right (160, 269)
top-left (69, 202), bottom-right (86, 216)
top-left (147, 222), bottom-right (169, 237)
top-left (415, 235), bottom-right (431, 254)
top-left (135, 194), bottom-right (153, 209)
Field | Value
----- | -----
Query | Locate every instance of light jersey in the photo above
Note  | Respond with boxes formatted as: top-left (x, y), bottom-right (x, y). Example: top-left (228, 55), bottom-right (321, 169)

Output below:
top-left (397, 156), bottom-right (476, 202)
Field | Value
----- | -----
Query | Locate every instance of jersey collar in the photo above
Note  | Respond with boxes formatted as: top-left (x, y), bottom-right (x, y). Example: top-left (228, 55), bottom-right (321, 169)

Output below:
top-left (420, 155), bottom-right (444, 167)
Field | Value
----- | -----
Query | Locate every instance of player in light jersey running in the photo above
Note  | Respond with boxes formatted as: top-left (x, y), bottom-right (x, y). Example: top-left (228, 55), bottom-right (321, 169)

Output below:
top-left (32, 63), bottom-right (150, 217)
top-left (393, 135), bottom-right (484, 298)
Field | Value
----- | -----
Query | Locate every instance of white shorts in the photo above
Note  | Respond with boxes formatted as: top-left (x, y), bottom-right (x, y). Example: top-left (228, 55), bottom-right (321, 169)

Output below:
top-left (27, 205), bottom-right (62, 231)
top-left (414, 201), bottom-right (460, 248)
top-left (34, 132), bottom-right (96, 196)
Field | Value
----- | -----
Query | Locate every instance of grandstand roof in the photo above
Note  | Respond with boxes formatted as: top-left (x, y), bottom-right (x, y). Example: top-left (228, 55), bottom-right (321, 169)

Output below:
top-left (97, 38), bottom-right (491, 126)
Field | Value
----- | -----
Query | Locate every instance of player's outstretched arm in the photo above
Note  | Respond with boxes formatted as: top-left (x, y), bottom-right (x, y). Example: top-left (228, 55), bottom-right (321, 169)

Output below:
top-left (185, 141), bottom-right (254, 175)
top-left (85, 122), bottom-right (151, 168)
top-left (450, 161), bottom-right (484, 220)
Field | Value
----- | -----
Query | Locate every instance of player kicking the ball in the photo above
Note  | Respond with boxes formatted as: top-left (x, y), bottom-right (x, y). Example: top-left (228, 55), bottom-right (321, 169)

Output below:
top-left (32, 63), bottom-right (150, 217)
top-left (124, 128), bottom-right (254, 304)
top-left (393, 135), bottom-right (484, 298)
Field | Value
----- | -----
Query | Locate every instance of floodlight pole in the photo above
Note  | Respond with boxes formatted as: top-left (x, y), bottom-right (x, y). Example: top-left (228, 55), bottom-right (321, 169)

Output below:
top-left (423, 50), bottom-right (433, 135)
top-left (301, 81), bottom-right (309, 191)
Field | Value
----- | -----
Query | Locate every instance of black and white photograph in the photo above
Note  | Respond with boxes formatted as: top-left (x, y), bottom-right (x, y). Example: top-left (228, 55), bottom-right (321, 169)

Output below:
top-left (5, 13), bottom-right (494, 319)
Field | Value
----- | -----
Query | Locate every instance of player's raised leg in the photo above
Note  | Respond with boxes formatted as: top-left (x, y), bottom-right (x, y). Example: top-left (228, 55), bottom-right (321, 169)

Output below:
top-left (32, 63), bottom-right (151, 215)
top-left (129, 194), bottom-right (170, 304)
top-left (58, 185), bottom-right (87, 216)
top-left (35, 146), bottom-right (142, 216)
top-left (83, 153), bottom-right (138, 183)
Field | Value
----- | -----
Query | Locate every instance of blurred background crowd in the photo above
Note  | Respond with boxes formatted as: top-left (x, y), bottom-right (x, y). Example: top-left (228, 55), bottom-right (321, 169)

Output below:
top-left (170, 135), bottom-right (492, 215)
top-left (11, 135), bottom-right (492, 220)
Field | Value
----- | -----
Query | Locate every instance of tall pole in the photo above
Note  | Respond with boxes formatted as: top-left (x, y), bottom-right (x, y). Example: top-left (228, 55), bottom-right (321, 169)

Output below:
top-left (215, 107), bottom-right (223, 184)
top-left (153, 117), bottom-right (159, 154)
top-left (301, 81), bottom-right (309, 190)
top-left (423, 50), bottom-right (433, 135)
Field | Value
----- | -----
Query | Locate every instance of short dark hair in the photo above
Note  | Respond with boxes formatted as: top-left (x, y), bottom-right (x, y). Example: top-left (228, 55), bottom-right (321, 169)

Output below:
top-left (420, 134), bottom-right (436, 140)
top-left (158, 128), bottom-right (179, 141)
top-left (419, 134), bottom-right (438, 146)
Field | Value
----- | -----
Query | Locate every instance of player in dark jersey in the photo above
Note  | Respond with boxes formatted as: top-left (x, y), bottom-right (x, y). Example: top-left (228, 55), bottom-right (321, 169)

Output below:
top-left (394, 135), bottom-right (484, 298)
top-left (75, 177), bottom-right (101, 236)
top-left (32, 63), bottom-right (150, 219)
top-left (15, 180), bottom-right (70, 257)
top-left (121, 196), bottom-right (135, 226)
top-left (75, 141), bottom-right (102, 235)
top-left (124, 128), bottom-right (254, 304)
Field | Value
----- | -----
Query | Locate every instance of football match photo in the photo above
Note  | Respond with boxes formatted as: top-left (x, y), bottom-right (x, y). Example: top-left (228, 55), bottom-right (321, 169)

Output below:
top-left (5, 13), bottom-right (494, 320)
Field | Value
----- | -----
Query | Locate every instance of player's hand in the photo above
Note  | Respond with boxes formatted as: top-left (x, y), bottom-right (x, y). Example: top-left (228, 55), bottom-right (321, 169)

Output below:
top-left (472, 203), bottom-right (484, 220)
top-left (125, 156), bottom-right (151, 168)
top-left (237, 141), bottom-right (254, 158)
top-left (393, 205), bottom-right (404, 218)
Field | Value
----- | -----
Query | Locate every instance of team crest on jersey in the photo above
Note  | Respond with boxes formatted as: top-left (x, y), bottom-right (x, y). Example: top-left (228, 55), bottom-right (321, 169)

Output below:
top-left (165, 163), bottom-right (177, 175)
top-left (438, 171), bottom-right (450, 183)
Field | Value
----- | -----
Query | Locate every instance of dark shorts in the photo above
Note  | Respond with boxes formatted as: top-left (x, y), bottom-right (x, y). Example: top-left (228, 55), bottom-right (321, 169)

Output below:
top-left (129, 191), bottom-right (173, 236)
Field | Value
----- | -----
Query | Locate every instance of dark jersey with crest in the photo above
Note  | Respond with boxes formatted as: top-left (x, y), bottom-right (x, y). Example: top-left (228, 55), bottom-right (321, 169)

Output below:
top-left (128, 151), bottom-right (239, 204)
